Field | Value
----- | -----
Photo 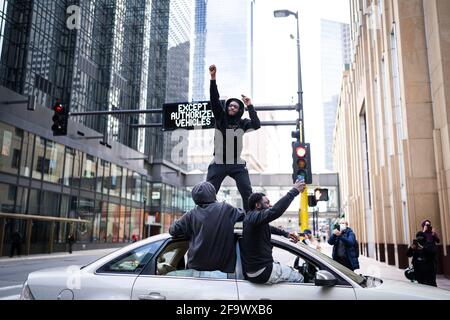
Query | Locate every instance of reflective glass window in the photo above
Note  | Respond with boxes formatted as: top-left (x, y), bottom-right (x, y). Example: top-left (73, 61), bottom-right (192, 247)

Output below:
top-left (81, 154), bottom-right (96, 191)
top-left (72, 149), bottom-right (82, 190)
top-left (107, 203), bottom-right (120, 243)
top-left (110, 164), bottom-right (122, 197)
top-left (41, 190), bottom-right (60, 217)
top-left (0, 123), bottom-right (22, 175)
top-left (102, 160), bottom-right (110, 195)
top-left (0, 183), bottom-right (16, 213)
top-left (43, 140), bottom-right (64, 184)
top-left (32, 137), bottom-right (46, 180)
top-left (63, 147), bottom-right (75, 186)
top-left (20, 131), bottom-right (34, 177)
top-left (78, 198), bottom-right (95, 242)
top-left (130, 207), bottom-right (143, 241)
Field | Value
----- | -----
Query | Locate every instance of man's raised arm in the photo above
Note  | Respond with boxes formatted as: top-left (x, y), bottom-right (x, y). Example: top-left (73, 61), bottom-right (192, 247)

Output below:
top-left (209, 64), bottom-right (224, 120)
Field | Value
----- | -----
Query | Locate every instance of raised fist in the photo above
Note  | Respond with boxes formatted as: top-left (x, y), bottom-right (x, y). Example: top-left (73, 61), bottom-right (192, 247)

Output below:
top-left (209, 65), bottom-right (216, 79)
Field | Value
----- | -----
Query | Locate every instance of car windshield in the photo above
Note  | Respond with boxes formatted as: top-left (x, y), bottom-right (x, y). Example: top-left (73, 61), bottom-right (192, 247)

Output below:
top-left (298, 242), bottom-right (367, 286)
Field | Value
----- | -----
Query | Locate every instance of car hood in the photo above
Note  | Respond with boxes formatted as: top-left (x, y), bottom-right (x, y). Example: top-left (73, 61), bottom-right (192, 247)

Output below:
top-left (358, 278), bottom-right (450, 300)
top-left (28, 266), bottom-right (82, 282)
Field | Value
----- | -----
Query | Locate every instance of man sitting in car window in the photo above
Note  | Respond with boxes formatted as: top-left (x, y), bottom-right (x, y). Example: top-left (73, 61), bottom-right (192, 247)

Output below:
top-left (169, 181), bottom-right (244, 274)
top-left (241, 179), bottom-right (306, 284)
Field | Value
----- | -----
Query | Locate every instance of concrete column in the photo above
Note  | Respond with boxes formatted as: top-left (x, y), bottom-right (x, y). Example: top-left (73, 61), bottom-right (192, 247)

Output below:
top-left (48, 222), bottom-right (55, 254)
top-left (0, 219), bottom-right (5, 256)
top-left (25, 220), bottom-right (32, 255)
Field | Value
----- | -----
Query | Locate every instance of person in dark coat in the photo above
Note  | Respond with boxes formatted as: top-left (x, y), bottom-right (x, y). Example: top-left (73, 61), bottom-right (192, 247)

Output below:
top-left (67, 233), bottom-right (75, 254)
top-left (169, 181), bottom-right (245, 273)
top-left (207, 64), bottom-right (261, 212)
top-left (240, 180), bottom-right (305, 284)
top-left (9, 228), bottom-right (22, 257)
top-left (407, 219), bottom-right (440, 286)
top-left (328, 219), bottom-right (360, 271)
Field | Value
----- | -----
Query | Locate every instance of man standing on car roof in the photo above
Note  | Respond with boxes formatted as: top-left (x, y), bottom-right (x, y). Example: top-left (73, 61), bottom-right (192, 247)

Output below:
top-left (207, 64), bottom-right (261, 212)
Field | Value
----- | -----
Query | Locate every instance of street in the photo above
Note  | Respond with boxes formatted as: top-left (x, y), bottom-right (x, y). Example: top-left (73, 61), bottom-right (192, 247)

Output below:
top-left (0, 249), bottom-right (118, 300)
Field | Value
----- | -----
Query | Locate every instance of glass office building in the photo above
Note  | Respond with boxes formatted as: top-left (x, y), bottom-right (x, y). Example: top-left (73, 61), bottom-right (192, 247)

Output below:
top-left (0, 0), bottom-right (194, 256)
top-left (321, 19), bottom-right (351, 171)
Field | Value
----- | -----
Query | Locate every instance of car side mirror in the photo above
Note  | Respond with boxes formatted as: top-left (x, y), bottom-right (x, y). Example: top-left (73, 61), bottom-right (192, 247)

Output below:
top-left (314, 270), bottom-right (338, 287)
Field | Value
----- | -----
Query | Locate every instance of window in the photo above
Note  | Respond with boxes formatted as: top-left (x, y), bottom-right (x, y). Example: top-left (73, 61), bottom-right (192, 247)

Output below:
top-left (81, 154), bottom-right (97, 191)
top-left (155, 241), bottom-right (189, 276)
top-left (43, 140), bottom-right (64, 184)
top-left (155, 240), bottom-right (228, 279)
top-left (0, 122), bottom-right (22, 175)
top-left (97, 240), bottom-right (163, 274)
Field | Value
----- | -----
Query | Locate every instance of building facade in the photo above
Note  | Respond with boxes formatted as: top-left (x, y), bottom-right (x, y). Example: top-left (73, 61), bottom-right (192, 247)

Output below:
top-left (333, 0), bottom-right (450, 278)
top-left (0, 0), bottom-right (194, 256)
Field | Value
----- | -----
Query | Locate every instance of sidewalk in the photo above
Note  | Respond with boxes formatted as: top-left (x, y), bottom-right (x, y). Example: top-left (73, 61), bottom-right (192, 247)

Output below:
top-left (320, 243), bottom-right (450, 291)
top-left (0, 247), bottom-right (120, 263)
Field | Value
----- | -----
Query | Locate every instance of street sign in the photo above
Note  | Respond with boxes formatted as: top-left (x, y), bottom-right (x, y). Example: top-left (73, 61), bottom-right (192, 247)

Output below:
top-left (162, 101), bottom-right (216, 131)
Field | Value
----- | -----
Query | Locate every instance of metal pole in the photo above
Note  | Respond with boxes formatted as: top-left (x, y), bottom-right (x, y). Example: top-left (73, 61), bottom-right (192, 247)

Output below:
top-left (69, 109), bottom-right (163, 116)
top-left (296, 12), bottom-right (304, 143)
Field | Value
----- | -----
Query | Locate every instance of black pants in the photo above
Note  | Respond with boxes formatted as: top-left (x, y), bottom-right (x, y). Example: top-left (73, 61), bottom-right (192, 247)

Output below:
top-left (9, 243), bottom-right (21, 257)
top-left (415, 266), bottom-right (437, 287)
top-left (206, 163), bottom-right (252, 212)
top-left (68, 243), bottom-right (73, 254)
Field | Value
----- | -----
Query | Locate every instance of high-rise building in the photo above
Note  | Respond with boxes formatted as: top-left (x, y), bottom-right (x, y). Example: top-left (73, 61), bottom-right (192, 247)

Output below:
top-left (321, 19), bottom-right (350, 172)
top-left (333, 0), bottom-right (450, 278)
top-left (188, 0), bottom-right (257, 173)
top-left (0, 0), bottom-right (193, 256)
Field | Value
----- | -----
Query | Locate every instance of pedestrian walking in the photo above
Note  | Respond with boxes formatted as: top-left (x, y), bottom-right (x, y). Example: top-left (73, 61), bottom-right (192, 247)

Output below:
top-left (9, 228), bottom-right (22, 258)
top-left (67, 233), bottom-right (75, 254)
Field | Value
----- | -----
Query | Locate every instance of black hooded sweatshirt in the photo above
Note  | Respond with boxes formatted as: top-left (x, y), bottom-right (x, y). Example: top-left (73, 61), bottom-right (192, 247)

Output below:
top-left (169, 182), bottom-right (245, 273)
top-left (241, 188), bottom-right (300, 276)
top-left (210, 80), bottom-right (261, 164)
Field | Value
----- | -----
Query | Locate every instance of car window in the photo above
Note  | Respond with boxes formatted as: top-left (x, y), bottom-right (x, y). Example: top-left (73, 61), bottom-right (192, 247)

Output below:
top-left (155, 240), bottom-right (231, 279)
top-left (300, 244), bottom-right (366, 285)
top-left (272, 246), bottom-right (319, 284)
top-left (97, 240), bottom-right (164, 274)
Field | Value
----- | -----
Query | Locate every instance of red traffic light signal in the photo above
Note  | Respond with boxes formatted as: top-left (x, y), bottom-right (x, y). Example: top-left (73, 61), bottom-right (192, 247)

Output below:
top-left (54, 104), bottom-right (63, 113)
top-left (52, 103), bottom-right (68, 136)
top-left (292, 142), bottom-right (312, 184)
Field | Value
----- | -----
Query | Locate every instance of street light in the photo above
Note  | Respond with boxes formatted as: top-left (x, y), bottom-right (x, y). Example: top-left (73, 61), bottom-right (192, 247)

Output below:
top-left (274, 9), bottom-right (304, 143)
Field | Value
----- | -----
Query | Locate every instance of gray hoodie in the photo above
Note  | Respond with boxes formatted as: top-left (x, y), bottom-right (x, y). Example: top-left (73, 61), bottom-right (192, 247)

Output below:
top-left (169, 182), bottom-right (244, 273)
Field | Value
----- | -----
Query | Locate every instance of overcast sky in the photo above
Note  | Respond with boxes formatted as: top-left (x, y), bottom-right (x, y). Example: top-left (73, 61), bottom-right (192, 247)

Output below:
top-left (253, 0), bottom-right (350, 173)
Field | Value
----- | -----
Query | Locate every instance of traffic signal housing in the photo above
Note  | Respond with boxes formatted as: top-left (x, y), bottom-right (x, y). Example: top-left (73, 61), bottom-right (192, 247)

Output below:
top-left (52, 103), bottom-right (68, 136)
top-left (292, 142), bottom-right (312, 184)
top-left (314, 188), bottom-right (329, 201)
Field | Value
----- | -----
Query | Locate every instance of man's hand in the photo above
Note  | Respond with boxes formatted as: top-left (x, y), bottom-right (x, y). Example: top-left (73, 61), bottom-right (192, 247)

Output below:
top-left (293, 180), bottom-right (306, 193)
top-left (288, 232), bottom-right (299, 243)
top-left (241, 94), bottom-right (252, 109)
top-left (333, 229), bottom-right (341, 236)
top-left (209, 64), bottom-right (216, 80)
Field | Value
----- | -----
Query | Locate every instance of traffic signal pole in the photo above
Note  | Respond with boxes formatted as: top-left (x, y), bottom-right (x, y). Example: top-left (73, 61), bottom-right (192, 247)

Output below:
top-left (293, 11), bottom-right (308, 233)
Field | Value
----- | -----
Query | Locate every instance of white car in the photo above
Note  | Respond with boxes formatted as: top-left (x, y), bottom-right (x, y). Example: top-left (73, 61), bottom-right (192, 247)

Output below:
top-left (20, 231), bottom-right (450, 300)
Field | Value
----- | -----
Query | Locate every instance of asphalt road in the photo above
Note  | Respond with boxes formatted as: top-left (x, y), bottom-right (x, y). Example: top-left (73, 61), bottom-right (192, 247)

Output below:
top-left (0, 249), bottom-right (118, 300)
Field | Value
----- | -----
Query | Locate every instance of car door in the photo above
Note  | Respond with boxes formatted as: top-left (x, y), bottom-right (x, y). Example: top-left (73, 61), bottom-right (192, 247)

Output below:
top-left (236, 241), bottom-right (357, 300)
top-left (131, 239), bottom-right (239, 300)
top-left (77, 240), bottom-right (164, 300)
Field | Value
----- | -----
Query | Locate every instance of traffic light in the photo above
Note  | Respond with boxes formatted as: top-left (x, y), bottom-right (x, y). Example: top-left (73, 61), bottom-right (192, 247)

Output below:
top-left (314, 188), bottom-right (329, 201)
top-left (292, 141), bottom-right (312, 184)
top-left (51, 103), bottom-right (68, 136)
top-left (308, 195), bottom-right (317, 207)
